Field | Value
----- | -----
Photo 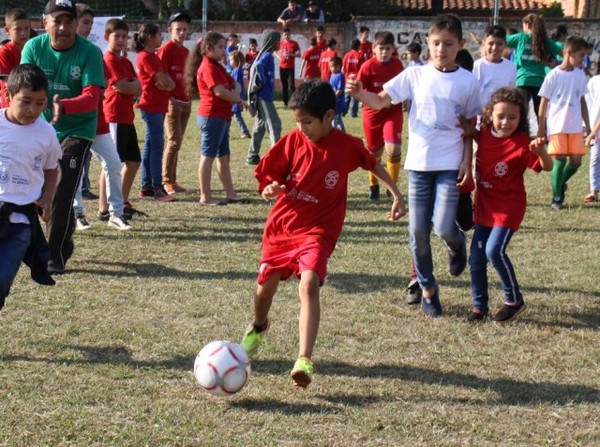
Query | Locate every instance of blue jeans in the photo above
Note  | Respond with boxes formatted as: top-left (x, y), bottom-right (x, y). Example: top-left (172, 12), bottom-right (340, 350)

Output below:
top-left (332, 114), bottom-right (345, 132)
top-left (408, 170), bottom-right (463, 291)
top-left (344, 95), bottom-right (359, 117)
top-left (140, 110), bottom-right (165, 190)
top-left (0, 223), bottom-right (31, 309)
top-left (197, 116), bottom-right (231, 158)
top-left (469, 224), bottom-right (522, 313)
top-left (232, 110), bottom-right (249, 135)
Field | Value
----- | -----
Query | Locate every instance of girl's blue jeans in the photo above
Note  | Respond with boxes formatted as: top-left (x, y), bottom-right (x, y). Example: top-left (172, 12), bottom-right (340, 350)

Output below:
top-left (140, 110), bottom-right (165, 190)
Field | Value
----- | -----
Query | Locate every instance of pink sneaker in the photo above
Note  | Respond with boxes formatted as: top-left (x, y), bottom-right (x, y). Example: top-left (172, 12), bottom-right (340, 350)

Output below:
top-left (154, 187), bottom-right (175, 202)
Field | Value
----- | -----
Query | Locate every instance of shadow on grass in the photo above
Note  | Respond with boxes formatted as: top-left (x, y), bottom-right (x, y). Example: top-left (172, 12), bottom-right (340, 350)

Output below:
top-left (231, 398), bottom-right (342, 415)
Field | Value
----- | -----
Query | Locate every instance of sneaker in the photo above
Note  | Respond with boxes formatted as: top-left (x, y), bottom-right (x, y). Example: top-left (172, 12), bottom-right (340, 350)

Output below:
top-left (241, 132), bottom-right (251, 139)
top-left (290, 356), bottom-right (315, 388)
top-left (97, 210), bottom-right (110, 221)
top-left (153, 187), bottom-right (175, 202)
top-left (75, 214), bottom-right (91, 230)
top-left (550, 199), bottom-right (564, 210)
top-left (47, 260), bottom-right (64, 275)
top-left (493, 301), bottom-right (526, 323)
top-left (466, 308), bottom-right (488, 323)
top-left (108, 215), bottom-right (132, 231)
top-left (173, 182), bottom-right (187, 193)
top-left (138, 188), bottom-right (154, 198)
top-left (240, 318), bottom-right (270, 359)
top-left (422, 286), bottom-right (442, 317)
top-left (406, 279), bottom-right (422, 305)
top-left (368, 185), bottom-right (380, 201)
top-left (82, 190), bottom-right (99, 200)
top-left (584, 192), bottom-right (597, 203)
top-left (123, 201), bottom-right (147, 219)
top-left (163, 182), bottom-right (177, 195)
top-left (448, 235), bottom-right (467, 277)
top-left (246, 155), bottom-right (260, 166)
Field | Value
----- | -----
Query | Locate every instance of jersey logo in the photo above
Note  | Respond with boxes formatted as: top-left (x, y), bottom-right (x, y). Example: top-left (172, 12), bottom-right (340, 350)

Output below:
top-left (325, 170), bottom-right (340, 189)
top-left (494, 162), bottom-right (508, 177)
top-left (70, 65), bottom-right (82, 80)
top-left (33, 155), bottom-right (42, 171)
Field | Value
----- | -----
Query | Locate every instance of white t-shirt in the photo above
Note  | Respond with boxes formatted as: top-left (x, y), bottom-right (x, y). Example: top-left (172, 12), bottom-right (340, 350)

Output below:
top-left (586, 75), bottom-right (600, 127)
top-left (0, 109), bottom-right (62, 218)
top-left (473, 57), bottom-right (517, 108)
top-left (539, 66), bottom-right (588, 135)
top-left (383, 64), bottom-right (481, 171)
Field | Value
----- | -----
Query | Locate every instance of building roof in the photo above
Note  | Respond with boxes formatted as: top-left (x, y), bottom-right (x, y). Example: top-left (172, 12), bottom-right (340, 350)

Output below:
top-left (395, 0), bottom-right (544, 10)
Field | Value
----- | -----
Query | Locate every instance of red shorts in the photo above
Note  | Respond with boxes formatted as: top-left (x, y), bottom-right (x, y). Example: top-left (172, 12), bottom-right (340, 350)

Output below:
top-left (362, 110), bottom-right (403, 152)
top-left (258, 239), bottom-right (332, 286)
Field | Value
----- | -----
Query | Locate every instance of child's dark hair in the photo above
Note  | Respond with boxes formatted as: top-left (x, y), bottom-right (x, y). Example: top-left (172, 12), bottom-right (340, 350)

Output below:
top-left (484, 24), bottom-right (507, 41)
top-left (309, 36), bottom-right (317, 46)
top-left (350, 38), bottom-right (360, 51)
top-left (564, 35), bottom-right (589, 53)
top-left (249, 37), bottom-right (258, 46)
top-left (429, 13), bottom-right (463, 41)
top-left (229, 32), bottom-right (238, 40)
top-left (456, 48), bottom-right (474, 72)
top-left (406, 42), bottom-right (421, 54)
top-left (105, 18), bottom-right (129, 35)
top-left (76, 3), bottom-right (95, 18)
top-left (481, 87), bottom-right (529, 134)
top-left (551, 24), bottom-right (568, 42)
top-left (316, 25), bottom-right (325, 32)
top-left (327, 38), bottom-right (337, 49)
top-left (6, 63), bottom-right (48, 95)
top-left (329, 56), bottom-right (342, 67)
top-left (5, 8), bottom-right (28, 26)
top-left (133, 23), bottom-right (161, 52)
top-left (282, 27), bottom-right (291, 34)
top-left (359, 26), bottom-right (370, 34)
top-left (229, 50), bottom-right (245, 68)
top-left (289, 80), bottom-right (335, 121)
top-left (184, 32), bottom-right (226, 96)
top-left (373, 31), bottom-right (395, 47)
top-left (522, 13), bottom-right (549, 63)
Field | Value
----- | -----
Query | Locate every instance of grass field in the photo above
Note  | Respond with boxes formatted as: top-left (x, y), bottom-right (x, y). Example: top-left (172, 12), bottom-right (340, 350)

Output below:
top-left (1, 102), bottom-right (599, 446)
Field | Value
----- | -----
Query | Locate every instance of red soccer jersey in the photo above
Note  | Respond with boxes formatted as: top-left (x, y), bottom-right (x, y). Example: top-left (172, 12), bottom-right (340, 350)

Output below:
top-left (342, 49), bottom-right (361, 78)
top-left (279, 39), bottom-right (300, 70)
top-left (474, 127), bottom-right (542, 230)
top-left (245, 50), bottom-right (258, 67)
top-left (136, 50), bottom-right (171, 114)
top-left (103, 51), bottom-right (137, 125)
top-left (0, 42), bottom-right (22, 108)
top-left (256, 128), bottom-right (377, 255)
top-left (157, 40), bottom-right (190, 102)
top-left (302, 46), bottom-right (321, 79)
top-left (359, 40), bottom-right (373, 62)
top-left (197, 56), bottom-right (235, 121)
top-left (357, 57), bottom-right (404, 120)
top-left (319, 48), bottom-right (337, 81)
top-left (316, 38), bottom-right (327, 54)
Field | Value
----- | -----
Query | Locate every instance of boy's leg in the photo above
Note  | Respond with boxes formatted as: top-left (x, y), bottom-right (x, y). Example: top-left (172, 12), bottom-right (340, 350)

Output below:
top-left (384, 142), bottom-right (402, 186)
top-left (562, 154), bottom-right (582, 192)
top-left (297, 270), bottom-right (320, 359)
top-left (93, 134), bottom-right (125, 217)
top-left (262, 100), bottom-right (282, 146)
top-left (162, 100), bottom-right (179, 186)
top-left (121, 161), bottom-right (140, 204)
top-left (469, 224), bottom-right (491, 315)
top-left (589, 142), bottom-right (600, 200)
top-left (0, 223), bottom-right (31, 310)
top-left (280, 68), bottom-right (290, 106)
top-left (247, 100), bottom-right (268, 163)
top-left (551, 156), bottom-right (567, 205)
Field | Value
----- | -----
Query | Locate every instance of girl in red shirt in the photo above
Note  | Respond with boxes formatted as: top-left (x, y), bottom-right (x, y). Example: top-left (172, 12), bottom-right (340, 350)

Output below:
top-left (134, 23), bottom-right (175, 202)
top-left (468, 87), bottom-right (552, 323)
top-left (184, 32), bottom-right (249, 206)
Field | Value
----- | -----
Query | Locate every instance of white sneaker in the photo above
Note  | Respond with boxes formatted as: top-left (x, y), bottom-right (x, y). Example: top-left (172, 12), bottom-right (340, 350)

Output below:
top-left (108, 215), bottom-right (132, 231)
top-left (75, 214), bottom-right (91, 230)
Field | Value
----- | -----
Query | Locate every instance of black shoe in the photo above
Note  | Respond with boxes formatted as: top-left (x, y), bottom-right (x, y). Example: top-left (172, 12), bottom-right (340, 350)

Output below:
top-left (246, 155), bottom-right (260, 166)
top-left (47, 260), bottom-right (64, 275)
top-left (406, 279), bottom-right (422, 305)
top-left (368, 185), bottom-right (380, 201)
top-left (82, 190), bottom-right (99, 200)
top-left (550, 199), bottom-right (564, 210)
top-left (422, 286), bottom-right (442, 317)
top-left (466, 308), bottom-right (488, 323)
top-left (493, 301), bottom-right (526, 323)
top-left (448, 235), bottom-right (467, 277)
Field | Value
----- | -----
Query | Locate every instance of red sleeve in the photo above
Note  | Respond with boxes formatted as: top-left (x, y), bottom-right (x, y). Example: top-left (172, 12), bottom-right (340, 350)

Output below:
top-left (254, 134), bottom-right (292, 193)
top-left (61, 84), bottom-right (102, 115)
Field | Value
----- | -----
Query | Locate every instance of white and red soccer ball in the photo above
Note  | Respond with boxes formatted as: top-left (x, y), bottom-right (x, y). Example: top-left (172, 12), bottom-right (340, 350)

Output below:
top-left (194, 340), bottom-right (250, 396)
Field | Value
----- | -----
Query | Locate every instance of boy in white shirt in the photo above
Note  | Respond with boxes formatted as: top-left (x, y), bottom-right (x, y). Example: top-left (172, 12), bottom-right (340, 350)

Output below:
top-left (0, 64), bottom-right (62, 310)
top-left (347, 13), bottom-right (481, 317)
top-left (538, 36), bottom-right (591, 210)
top-left (473, 25), bottom-right (517, 109)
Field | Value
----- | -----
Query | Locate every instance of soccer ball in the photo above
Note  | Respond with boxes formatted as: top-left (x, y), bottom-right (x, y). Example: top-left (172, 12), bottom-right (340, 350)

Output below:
top-left (194, 340), bottom-right (251, 396)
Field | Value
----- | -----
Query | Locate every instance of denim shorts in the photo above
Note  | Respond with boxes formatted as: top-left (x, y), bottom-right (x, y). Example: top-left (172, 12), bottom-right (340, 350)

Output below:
top-left (197, 116), bottom-right (231, 158)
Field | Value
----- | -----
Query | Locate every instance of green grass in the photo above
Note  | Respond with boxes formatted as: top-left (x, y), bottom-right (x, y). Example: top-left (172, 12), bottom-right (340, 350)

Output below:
top-left (1, 103), bottom-right (600, 446)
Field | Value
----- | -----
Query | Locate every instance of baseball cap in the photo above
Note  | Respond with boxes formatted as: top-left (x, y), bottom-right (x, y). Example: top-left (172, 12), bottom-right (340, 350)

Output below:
top-left (167, 11), bottom-right (192, 26)
top-left (44, 0), bottom-right (77, 18)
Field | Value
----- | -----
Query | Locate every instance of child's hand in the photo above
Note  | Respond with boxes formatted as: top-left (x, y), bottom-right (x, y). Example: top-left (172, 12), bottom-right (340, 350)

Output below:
top-left (536, 128), bottom-right (547, 142)
top-left (34, 197), bottom-right (52, 222)
top-left (239, 100), bottom-right (251, 112)
top-left (585, 132), bottom-right (596, 147)
top-left (457, 159), bottom-right (472, 188)
top-left (458, 116), bottom-right (477, 138)
top-left (345, 75), bottom-right (362, 97)
top-left (529, 137), bottom-right (547, 154)
top-left (388, 196), bottom-right (407, 221)
top-left (50, 94), bottom-right (63, 125)
top-left (261, 181), bottom-right (286, 200)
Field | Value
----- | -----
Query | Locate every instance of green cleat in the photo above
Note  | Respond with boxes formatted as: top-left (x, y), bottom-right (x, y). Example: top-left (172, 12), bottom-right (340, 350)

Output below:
top-left (290, 356), bottom-right (315, 388)
top-left (240, 319), bottom-right (270, 359)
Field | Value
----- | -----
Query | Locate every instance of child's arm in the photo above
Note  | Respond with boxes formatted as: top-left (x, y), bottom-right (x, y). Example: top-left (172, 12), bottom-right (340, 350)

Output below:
top-left (457, 136), bottom-right (473, 187)
top-left (529, 136), bottom-right (553, 171)
top-left (585, 118), bottom-right (600, 146)
top-left (35, 168), bottom-right (59, 222)
top-left (299, 59), bottom-right (307, 78)
top-left (581, 96), bottom-right (591, 135)
top-left (537, 96), bottom-right (549, 140)
top-left (154, 71), bottom-right (175, 91)
top-left (213, 84), bottom-right (250, 111)
top-left (261, 181), bottom-right (286, 200)
top-left (345, 76), bottom-right (393, 110)
top-left (369, 163), bottom-right (407, 220)
top-left (112, 78), bottom-right (142, 96)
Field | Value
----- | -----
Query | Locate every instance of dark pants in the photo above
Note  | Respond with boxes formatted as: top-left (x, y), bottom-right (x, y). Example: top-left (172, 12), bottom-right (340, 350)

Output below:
top-left (280, 68), bottom-right (296, 106)
top-left (48, 137), bottom-right (92, 270)
top-left (519, 85), bottom-right (541, 119)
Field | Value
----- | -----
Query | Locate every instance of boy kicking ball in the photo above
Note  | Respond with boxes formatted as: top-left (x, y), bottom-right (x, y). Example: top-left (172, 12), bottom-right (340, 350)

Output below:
top-left (240, 80), bottom-right (406, 388)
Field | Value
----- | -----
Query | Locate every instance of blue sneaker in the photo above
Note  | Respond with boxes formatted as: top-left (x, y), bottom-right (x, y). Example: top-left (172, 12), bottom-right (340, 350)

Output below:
top-left (422, 286), bottom-right (442, 317)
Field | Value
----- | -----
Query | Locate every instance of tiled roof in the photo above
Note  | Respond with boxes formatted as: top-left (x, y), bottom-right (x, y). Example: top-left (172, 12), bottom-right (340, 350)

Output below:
top-left (395, 0), bottom-right (544, 10)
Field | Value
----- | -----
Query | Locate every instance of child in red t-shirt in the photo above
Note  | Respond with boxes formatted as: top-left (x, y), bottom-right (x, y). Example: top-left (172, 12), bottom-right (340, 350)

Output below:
top-left (342, 38), bottom-right (362, 118)
top-left (358, 26), bottom-right (373, 63)
top-left (356, 31), bottom-right (404, 200)
top-left (278, 27), bottom-right (300, 107)
top-left (134, 23), bottom-right (175, 202)
top-left (300, 37), bottom-right (321, 80)
top-left (184, 32), bottom-right (249, 206)
top-left (318, 38), bottom-right (337, 82)
top-left (0, 8), bottom-right (30, 108)
top-left (240, 80), bottom-right (406, 388)
top-left (468, 87), bottom-right (551, 323)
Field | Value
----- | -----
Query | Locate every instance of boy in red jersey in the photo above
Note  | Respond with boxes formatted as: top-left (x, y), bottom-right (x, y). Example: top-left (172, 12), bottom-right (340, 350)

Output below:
top-left (315, 25), bottom-right (327, 54)
top-left (278, 27), bottom-right (300, 107)
top-left (318, 38), bottom-right (337, 81)
top-left (358, 26), bottom-right (373, 62)
top-left (356, 31), bottom-right (404, 200)
top-left (342, 38), bottom-right (361, 117)
top-left (158, 11), bottom-right (192, 195)
top-left (300, 37), bottom-right (321, 80)
top-left (0, 8), bottom-right (31, 108)
top-left (240, 80), bottom-right (406, 388)
top-left (103, 18), bottom-right (143, 217)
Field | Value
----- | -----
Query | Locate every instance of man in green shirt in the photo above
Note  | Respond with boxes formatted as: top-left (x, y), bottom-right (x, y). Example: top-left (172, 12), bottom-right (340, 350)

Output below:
top-left (21, 0), bottom-right (105, 274)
